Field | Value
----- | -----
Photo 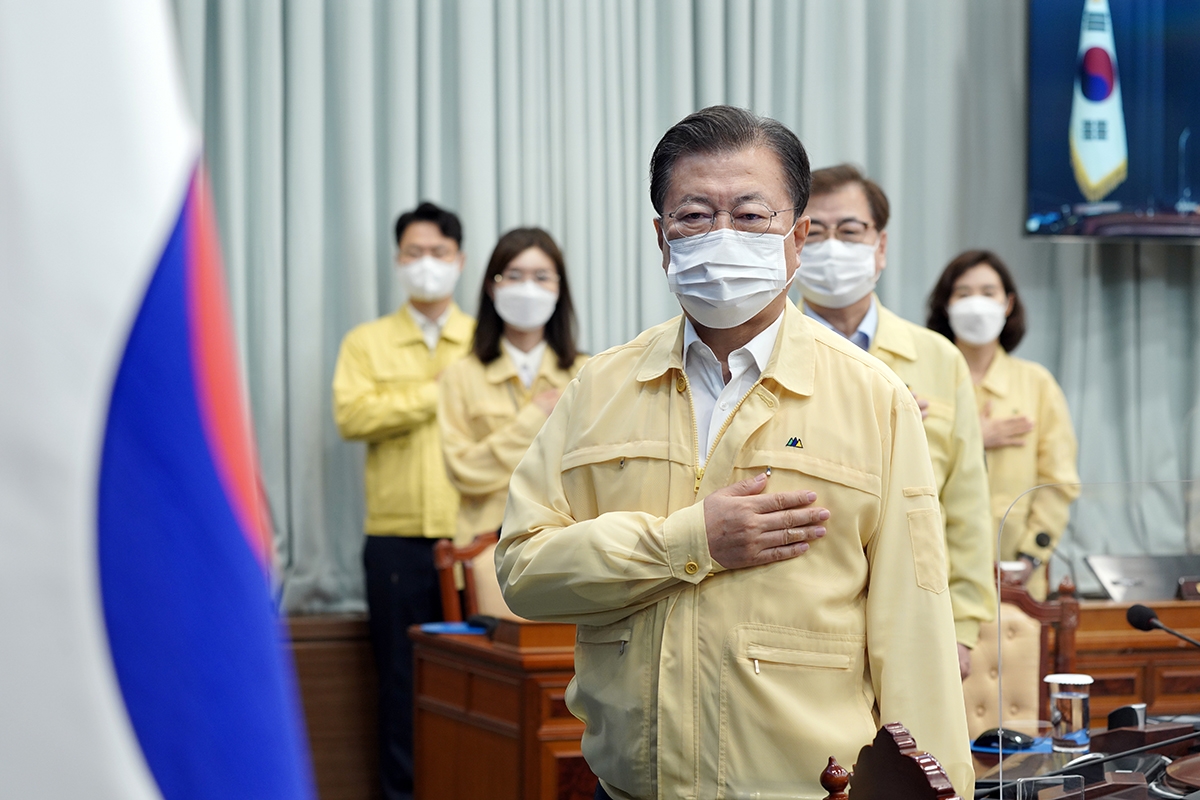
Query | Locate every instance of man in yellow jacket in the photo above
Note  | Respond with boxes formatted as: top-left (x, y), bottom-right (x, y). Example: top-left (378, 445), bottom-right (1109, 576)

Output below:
top-left (332, 201), bottom-right (474, 800)
top-left (795, 165), bottom-right (995, 681)
top-left (497, 107), bottom-right (973, 800)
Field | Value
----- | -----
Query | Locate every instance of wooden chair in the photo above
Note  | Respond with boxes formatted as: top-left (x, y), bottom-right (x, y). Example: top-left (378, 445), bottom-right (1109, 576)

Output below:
top-left (432, 532), bottom-right (499, 622)
top-left (820, 723), bottom-right (959, 800)
top-left (961, 575), bottom-right (1080, 738)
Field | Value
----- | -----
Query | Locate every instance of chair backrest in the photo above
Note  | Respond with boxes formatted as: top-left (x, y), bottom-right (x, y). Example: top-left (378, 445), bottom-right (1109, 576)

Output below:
top-left (960, 576), bottom-right (1080, 738)
top-left (433, 532), bottom-right (499, 622)
top-left (820, 723), bottom-right (959, 800)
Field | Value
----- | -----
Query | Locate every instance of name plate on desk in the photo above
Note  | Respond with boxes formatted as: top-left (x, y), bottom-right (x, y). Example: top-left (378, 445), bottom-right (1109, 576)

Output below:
top-left (491, 618), bottom-right (576, 650)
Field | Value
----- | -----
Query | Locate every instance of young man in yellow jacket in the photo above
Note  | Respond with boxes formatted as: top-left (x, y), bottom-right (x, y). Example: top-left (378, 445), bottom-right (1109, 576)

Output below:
top-left (332, 201), bottom-right (474, 800)
top-left (497, 107), bottom-right (973, 800)
top-left (796, 165), bottom-right (996, 681)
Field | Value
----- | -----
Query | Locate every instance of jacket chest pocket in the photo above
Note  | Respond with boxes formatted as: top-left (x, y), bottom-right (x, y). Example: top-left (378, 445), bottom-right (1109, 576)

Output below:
top-left (732, 448), bottom-right (881, 550)
top-left (467, 400), bottom-right (518, 438)
top-left (560, 441), bottom-right (687, 519)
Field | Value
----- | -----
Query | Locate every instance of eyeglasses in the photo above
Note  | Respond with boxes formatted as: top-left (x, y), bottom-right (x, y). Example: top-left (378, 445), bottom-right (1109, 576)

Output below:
top-left (493, 268), bottom-right (560, 286)
top-left (397, 245), bottom-right (457, 261)
top-left (806, 218), bottom-right (877, 244)
top-left (664, 202), bottom-right (797, 239)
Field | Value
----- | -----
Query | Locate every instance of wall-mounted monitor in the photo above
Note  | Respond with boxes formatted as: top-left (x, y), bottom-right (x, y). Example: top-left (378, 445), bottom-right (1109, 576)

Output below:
top-left (1026, 0), bottom-right (1200, 238)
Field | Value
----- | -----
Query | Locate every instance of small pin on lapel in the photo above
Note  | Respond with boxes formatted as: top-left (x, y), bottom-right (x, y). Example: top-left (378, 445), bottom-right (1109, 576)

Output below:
top-left (785, 437), bottom-right (803, 448)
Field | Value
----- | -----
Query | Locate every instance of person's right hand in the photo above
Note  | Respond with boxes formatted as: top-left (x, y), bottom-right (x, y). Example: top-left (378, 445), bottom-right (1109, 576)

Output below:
top-left (532, 388), bottom-right (562, 416)
top-left (980, 401), bottom-right (1033, 449)
top-left (702, 473), bottom-right (828, 570)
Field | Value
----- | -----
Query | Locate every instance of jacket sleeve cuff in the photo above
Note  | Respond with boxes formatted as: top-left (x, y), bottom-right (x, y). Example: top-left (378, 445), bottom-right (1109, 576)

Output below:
top-left (663, 501), bottom-right (712, 584)
top-left (955, 618), bottom-right (981, 649)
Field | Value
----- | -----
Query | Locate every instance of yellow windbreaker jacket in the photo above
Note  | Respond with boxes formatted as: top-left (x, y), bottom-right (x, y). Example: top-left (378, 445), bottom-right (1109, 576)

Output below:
top-left (332, 304), bottom-right (475, 537)
top-left (974, 347), bottom-right (1079, 599)
top-left (439, 347), bottom-right (587, 541)
top-left (868, 302), bottom-right (996, 647)
top-left (497, 302), bottom-right (973, 800)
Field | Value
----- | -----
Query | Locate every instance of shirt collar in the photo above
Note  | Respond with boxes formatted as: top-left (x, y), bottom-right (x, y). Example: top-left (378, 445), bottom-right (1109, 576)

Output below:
top-left (637, 302), bottom-right (815, 397)
top-left (803, 296), bottom-right (879, 351)
top-left (501, 338), bottom-right (547, 386)
top-left (396, 302), bottom-right (471, 347)
top-left (682, 313), bottom-right (782, 380)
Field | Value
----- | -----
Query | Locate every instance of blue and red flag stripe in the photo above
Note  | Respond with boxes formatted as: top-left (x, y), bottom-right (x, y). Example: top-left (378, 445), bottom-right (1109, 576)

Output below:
top-left (98, 168), bottom-right (313, 800)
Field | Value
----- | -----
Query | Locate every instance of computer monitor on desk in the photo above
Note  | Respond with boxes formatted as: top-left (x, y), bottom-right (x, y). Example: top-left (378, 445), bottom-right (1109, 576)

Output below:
top-left (1085, 555), bottom-right (1200, 602)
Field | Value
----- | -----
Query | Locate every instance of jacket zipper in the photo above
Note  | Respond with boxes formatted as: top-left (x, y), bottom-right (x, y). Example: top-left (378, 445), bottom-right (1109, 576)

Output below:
top-left (678, 373), bottom-right (704, 494)
top-left (703, 378), bottom-right (764, 466)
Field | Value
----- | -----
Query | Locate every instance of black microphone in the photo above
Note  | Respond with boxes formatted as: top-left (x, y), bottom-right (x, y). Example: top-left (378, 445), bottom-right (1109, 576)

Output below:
top-left (1127, 604), bottom-right (1200, 648)
top-left (1036, 531), bottom-right (1078, 589)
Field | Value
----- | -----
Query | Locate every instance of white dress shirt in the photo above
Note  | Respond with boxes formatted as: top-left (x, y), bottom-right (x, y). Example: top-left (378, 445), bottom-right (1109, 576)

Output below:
top-left (501, 338), bottom-right (547, 388)
top-left (803, 296), bottom-right (878, 351)
top-left (683, 313), bottom-right (784, 465)
top-left (408, 305), bottom-right (452, 351)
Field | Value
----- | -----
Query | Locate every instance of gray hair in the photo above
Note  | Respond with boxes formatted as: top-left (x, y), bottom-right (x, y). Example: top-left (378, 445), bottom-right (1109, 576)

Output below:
top-left (649, 105), bottom-right (811, 216)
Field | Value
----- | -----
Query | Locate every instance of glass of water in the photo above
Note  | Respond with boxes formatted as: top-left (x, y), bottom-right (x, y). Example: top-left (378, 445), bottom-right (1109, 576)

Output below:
top-left (1044, 673), bottom-right (1095, 753)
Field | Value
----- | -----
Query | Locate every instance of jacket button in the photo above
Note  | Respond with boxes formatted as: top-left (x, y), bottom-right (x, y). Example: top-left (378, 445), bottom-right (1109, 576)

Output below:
top-left (676, 376), bottom-right (687, 392)
top-left (684, 561), bottom-right (699, 575)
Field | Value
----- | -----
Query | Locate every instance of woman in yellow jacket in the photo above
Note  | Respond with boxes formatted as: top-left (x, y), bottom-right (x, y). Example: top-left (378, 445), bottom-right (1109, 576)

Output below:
top-left (439, 227), bottom-right (587, 543)
top-left (927, 250), bottom-right (1080, 599)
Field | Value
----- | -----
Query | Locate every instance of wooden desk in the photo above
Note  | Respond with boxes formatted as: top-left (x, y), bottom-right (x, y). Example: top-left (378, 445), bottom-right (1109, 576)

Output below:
top-left (287, 614), bottom-right (380, 800)
top-left (1076, 600), bottom-right (1200, 717)
top-left (411, 621), bottom-right (596, 800)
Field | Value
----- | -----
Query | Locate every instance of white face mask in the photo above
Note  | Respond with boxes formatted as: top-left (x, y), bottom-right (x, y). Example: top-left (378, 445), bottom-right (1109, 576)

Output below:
top-left (665, 227), bottom-right (794, 330)
top-left (493, 281), bottom-right (559, 331)
top-left (396, 255), bottom-right (461, 302)
top-left (797, 239), bottom-right (879, 309)
top-left (947, 295), bottom-right (1008, 345)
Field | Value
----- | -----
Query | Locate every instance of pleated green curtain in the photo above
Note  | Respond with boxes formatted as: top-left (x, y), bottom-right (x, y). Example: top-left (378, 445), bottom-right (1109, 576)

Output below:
top-left (171, 0), bottom-right (1200, 609)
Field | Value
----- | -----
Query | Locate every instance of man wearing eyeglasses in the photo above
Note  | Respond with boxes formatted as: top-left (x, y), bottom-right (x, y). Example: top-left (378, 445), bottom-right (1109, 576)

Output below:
top-left (332, 201), bottom-right (474, 800)
top-left (496, 107), bottom-right (972, 800)
top-left (796, 165), bottom-right (995, 682)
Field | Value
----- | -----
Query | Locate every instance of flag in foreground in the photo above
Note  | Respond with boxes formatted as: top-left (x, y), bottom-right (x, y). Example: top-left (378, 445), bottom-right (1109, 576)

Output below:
top-left (0, 2), bottom-right (314, 798)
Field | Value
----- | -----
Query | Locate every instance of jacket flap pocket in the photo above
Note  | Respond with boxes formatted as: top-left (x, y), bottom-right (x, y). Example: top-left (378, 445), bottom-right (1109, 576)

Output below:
top-left (744, 644), bottom-right (850, 669)
top-left (561, 440), bottom-right (673, 471)
top-left (737, 448), bottom-right (881, 497)
top-left (577, 625), bottom-right (633, 644)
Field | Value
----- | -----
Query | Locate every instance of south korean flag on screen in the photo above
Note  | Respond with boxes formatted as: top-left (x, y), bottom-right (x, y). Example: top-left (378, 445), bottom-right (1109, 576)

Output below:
top-left (1069, 0), bottom-right (1128, 202)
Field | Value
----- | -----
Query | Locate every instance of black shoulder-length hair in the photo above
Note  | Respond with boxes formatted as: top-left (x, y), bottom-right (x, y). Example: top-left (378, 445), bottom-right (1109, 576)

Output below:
top-left (473, 227), bottom-right (579, 370)
top-left (926, 249), bottom-right (1027, 352)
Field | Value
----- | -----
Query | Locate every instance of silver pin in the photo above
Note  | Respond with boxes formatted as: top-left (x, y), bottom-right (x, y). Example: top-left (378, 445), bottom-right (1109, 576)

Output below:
top-left (619, 457), bottom-right (625, 469)
top-left (619, 641), bottom-right (626, 655)
top-left (765, 466), bottom-right (772, 477)
top-left (753, 659), bottom-right (760, 674)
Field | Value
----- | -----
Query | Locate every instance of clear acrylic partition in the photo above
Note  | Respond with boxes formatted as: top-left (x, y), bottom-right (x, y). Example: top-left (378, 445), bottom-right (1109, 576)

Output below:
top-left (975, 479), bottom-right (1200, 798)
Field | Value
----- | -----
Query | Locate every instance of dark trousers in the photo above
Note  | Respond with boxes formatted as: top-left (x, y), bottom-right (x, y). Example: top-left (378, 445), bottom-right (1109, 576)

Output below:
top-left (594, 783), bottom-right (613, 800)
top-left (363, 535), bottom-right (444, 800)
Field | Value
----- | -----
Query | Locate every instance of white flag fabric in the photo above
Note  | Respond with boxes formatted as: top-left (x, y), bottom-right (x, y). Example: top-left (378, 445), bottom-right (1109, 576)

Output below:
top-left (1068, 0), bottom-right (1128, 202)
top-left (0, 2), bottom-right (314, 798)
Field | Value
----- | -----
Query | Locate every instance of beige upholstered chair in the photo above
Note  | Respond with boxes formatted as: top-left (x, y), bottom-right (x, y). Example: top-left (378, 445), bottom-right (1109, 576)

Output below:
top-left (960, 577), bottom-right (1079, 740)
top-left (433, 532), bottom-right (525, 623)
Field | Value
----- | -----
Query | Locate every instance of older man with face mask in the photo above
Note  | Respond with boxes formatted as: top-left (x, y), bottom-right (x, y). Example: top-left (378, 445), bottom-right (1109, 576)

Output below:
top-left (796, 165), bottom-right (995, 682)
top-left (496, 108), bottom-right (972, 800)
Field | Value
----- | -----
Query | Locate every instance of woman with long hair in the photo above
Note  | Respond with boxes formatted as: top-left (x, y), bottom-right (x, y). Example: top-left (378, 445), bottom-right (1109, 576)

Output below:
top-left (927, 250), bottom-right (1079, 599)
top-left (439, 227), bottom-right (586, 543)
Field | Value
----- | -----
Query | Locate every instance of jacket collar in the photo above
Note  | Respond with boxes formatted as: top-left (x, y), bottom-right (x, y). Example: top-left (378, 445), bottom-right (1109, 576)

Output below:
top-left (635, 301), bottom-right (814, 397)
top-left (393, 302), bottom-right (472, 346)
top-left (483, 343), bottom-right (574, 388)
top-left (870, 298), bottom-right (919, 362)
top-left (980, 346), bottom-right (1012, 397)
